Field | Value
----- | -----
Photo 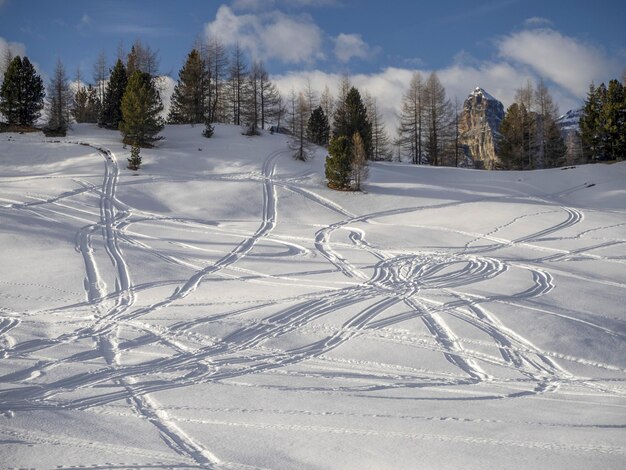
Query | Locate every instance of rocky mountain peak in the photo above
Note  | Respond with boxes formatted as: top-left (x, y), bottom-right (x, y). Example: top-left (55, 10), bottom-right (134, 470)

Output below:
top-left (459, 86), bottom-right (505, 169)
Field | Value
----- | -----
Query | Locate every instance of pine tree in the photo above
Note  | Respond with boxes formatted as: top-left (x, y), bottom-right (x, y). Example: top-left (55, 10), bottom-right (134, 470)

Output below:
top-left (307, 106), bottom-right (330, 146)
top-left (499, 103), bottom-right (527, 170)
top-left (73, 86), bottom-right (90, 123)
top-left (0, 56), bottom-right (45, 127)
top-left (325, 135), bottom-right (352, 190)
top-left (515, 79), bottom-right (536, 168)
top-left (127, 145), bottom-right (141, 170)
top-left (581, 79), bottom-right (626, 162)
top-left (333, 86), bottom-right (372, 159)
top-left (45, 59), bottom-right (73, 136)
top-left (604, 79), bottom-right (625, 160)
top-left (86, 85), bottom-right (100, 122)
top-left (73, 85), bottom-right (100, 123)
top-left (119, 70), bottom-right (164, 147)
top-left (543, 117), bottom-right (567, 168)
top-left (534, 80), bottom-right (566, 168)
top-left (0, 56), bottom-right (22, 124)
top-left (202, 121), bottom-right (214, 138)
top-left (99, 59), bottom-right (127, 129)
top-left (168, 49), bottom-right (209, 124)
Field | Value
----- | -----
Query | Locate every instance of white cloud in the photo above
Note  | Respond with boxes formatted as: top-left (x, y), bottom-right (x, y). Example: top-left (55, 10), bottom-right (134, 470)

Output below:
top-left (272, 57), bottom-right (585, 135)
top-left (497, 28), bottom-right (620, 98)
top-left (333, 33), bottom-right (371, 63)
top-left (0, 37), bottom-right (27, 75)
top-left (205, 5), bottom-right (323, 64)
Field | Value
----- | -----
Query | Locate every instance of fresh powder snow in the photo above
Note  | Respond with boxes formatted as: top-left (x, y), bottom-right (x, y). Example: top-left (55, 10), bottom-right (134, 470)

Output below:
top-left (0, 124), bottom-right (625, 469)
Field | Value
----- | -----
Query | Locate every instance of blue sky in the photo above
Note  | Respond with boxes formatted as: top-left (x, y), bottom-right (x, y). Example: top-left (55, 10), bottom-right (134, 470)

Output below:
top-left (1, 0), bottom-right (625, 120)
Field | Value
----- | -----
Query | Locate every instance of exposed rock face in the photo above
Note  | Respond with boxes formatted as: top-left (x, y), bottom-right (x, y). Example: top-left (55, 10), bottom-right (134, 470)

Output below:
top-left (459, 87), bottom-right (504, 170)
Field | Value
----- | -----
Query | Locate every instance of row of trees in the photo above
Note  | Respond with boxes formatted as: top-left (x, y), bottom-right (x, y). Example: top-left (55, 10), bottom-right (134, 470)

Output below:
top-left (168, 42), bottom-right (282, 134)
top-left (2, 40), bottom-right (622, 177)
top-left (396, 71), bottom-right (460, 166)
top-left (580, 78), bottom-right (626, 162)
top-left (499, 80), bottom-right (566, 170)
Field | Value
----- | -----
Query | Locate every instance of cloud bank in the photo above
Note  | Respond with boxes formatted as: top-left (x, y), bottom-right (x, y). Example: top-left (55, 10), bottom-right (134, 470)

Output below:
top-left (205, 5), bottom-right (324, 64)
top-left (200, 6), bottom-right (621, 131)
top-left (0, 37), bottom-right (27, 75)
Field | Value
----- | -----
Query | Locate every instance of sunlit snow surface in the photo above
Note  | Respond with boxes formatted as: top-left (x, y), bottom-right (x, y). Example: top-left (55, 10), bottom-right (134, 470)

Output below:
top-left (1, 124), bottom-right (625, 469)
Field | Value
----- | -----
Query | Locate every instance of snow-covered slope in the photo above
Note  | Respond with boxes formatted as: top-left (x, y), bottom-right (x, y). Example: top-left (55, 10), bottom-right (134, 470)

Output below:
top-left (1, 124), bottom-right (625, 469)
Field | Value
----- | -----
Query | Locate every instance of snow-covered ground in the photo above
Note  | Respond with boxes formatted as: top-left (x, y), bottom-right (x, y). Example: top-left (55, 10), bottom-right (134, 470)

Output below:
top-left (1, 124), bottom-right (625, 469)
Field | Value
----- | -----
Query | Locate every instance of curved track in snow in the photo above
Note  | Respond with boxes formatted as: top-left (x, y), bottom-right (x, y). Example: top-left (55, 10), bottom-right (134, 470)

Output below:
top-left (1, 134), bottom-right (625, 468)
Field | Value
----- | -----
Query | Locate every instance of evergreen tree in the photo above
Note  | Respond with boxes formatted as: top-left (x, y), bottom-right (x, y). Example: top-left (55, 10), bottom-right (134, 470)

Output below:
top-left (580, 83), bottom-right (599, 161)
top-left (45, 59), bottom-right (73, 136)
top-left (72, 85), bottom-right (90, 123)
top-left (543, 117), bottom-right (567, 168)
top-left (119, 70), bottom-right (164, 147)
top-left (534, 80), bottom-right (566, 168)
top-left (87, 85), bottom-right (100, 123)
top-left (515, 80), bottom-right (536, 168)
top-left (580, 83), bottom-right (615, 161)
top-left (499, 103), bottom-right (528, 170)
top-left (168, 49), bottom-right (209, 124)
top-left (73, 84), bottom-right (100, 124)
top-left (127, 145), bottom-right (141, 170)
top-left (604, 79), bottom-right (626, 160)
top-left (307, 106), bottom-right (330, 146)
top-left (332, 86), bottom-right (372, 159)
top-left (325, 135), bottom-right (352, 190)
top-left (202, 121), bottom-right (214, 138)
top-left (0, 56), bottom-right (45, 126)
top-left (99, 59), bottom-right (127, 129)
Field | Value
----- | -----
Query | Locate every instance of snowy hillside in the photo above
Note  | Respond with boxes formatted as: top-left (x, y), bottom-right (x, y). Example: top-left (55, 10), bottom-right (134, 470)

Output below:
top-left (1, 124), bottom-right (625, 469)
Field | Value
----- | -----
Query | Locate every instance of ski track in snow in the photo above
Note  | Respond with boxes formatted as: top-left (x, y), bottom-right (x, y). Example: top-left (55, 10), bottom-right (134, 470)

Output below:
top-left (1, 134), bottom-right (626, 468)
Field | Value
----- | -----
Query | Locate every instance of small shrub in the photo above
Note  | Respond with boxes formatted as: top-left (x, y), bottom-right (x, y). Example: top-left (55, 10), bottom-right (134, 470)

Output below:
top-left (203, 122), bottom-right (214, 138)
top-left (127, 145), bottom-right (141, 170)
